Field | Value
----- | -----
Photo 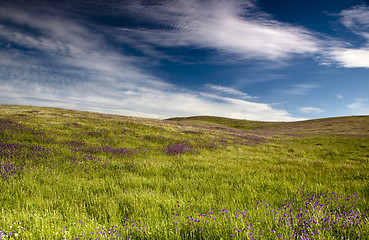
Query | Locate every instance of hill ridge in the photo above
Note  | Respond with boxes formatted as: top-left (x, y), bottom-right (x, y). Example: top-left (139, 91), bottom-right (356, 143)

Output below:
top-left (167, 114), bottom-right (369, 136)
top-left (1, 105), bottom-right (369, 136)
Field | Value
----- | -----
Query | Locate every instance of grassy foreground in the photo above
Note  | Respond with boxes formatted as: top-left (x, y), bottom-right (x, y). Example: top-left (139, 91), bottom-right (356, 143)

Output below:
top-left (0, 105), bottom-right (368, 239)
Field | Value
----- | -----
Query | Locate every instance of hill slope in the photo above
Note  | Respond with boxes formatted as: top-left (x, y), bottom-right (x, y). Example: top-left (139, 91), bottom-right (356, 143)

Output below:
top-left (168, 115), bottom-right (369, 136)
top-left (1, 105), bottom-right (368, 239)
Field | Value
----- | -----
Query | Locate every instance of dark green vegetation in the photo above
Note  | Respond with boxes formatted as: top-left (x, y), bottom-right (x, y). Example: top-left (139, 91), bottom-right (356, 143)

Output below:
top-left (1, 105), bottom-right (368, 239)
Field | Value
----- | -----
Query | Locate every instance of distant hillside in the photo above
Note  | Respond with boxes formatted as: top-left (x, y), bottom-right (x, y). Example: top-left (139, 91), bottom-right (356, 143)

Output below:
top-left (167, 115), bottom-right (369, 136)
top-left (1, 105), bottom-right (368, 137)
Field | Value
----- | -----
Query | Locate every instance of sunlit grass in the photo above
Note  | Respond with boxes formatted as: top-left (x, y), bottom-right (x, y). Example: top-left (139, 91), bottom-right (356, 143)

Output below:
top-left (0, 105), bottom-right (368, 239)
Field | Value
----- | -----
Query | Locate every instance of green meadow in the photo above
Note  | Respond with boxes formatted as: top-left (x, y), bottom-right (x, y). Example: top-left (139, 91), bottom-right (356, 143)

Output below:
top-left (0, 105), bottom-right (368, 239)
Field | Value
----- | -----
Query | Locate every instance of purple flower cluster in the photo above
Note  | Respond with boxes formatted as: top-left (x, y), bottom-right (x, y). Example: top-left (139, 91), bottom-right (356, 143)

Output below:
top-left (0, 161), bottom-right (19, 178)
top-left (0, 226), bottom-right (27, 239)
top-left (0, 140), bottom-right (118, 178)
top-left (169, 188), bottom-right (368, 239)
top-left (0, 118), bottom-right (24, 132)
top-left (265, 188), bottom-right (368, 239)
top-left (163, 143), bottom-right (195, 155)
top-left (0, 118), bottom-right (46, 137)
top-left (196, 139), bottom-right (219, 150)
top-left (67, 140), bottom-right (86, 148)
top-left (0, 142), bottom-right (50, 178)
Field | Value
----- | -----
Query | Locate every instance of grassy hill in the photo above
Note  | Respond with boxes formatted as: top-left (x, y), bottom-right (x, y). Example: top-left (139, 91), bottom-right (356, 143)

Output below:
top-left (1, 105), bottom-right (368, 239)
top-left (168, 115), bottom-right (369, 136)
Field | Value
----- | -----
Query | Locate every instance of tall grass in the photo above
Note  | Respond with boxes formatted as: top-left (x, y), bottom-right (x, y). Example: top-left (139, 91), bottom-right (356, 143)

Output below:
top-left (0, 105), bottom-right (368, 239)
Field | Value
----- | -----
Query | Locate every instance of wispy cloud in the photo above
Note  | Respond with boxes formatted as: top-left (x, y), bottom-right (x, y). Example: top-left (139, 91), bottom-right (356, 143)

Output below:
top-left (327, 5), bottom-right (369, 68)
top-left (111, 0), bottom-right (320, 62)
top-left (0, 5), bottom-right (143, 80)
top-left (346, 98), bottom-right (369, 115)
top-left (205, 84), bottom-right (257, 99)
top-left (0, 80), bottom-right (299, 121)
top-left (277, 84), bottom-right (318, 95)
top-left (338, 5), bottom-right (369, 39)
top-left (297, 107), bottom-right (324, 114)
top-left (111, 1), bottom-right (369, 70)
top-left (0, 1), bottom-right (302, 121)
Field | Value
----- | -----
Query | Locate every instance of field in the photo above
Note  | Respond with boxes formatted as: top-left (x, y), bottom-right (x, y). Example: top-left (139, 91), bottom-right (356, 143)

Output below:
top-left (0, 105), bottom-right (368, 239)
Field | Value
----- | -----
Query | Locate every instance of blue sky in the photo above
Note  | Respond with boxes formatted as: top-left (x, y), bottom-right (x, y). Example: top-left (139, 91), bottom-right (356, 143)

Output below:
top-left (0, 0), bottom-right (369, 121)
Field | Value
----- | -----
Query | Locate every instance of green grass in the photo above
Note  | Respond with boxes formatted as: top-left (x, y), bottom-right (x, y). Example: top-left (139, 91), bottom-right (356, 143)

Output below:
top-left (0, 105), bottom-right (368, 239)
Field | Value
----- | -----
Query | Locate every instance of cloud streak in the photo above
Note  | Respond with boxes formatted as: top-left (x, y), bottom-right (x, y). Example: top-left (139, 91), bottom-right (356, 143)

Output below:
top-left (205, 84), bottom-right (257, 99)
top-left (277, 84), bottom-right (319, 96)
top-left (298, 107), bottom-right (324, 114)
top-left (346, 98), bottom-right (369, 115)
top-left (327, 5), bottom-right (369, 68)
top-left (338, 5), bottom-right (369, 39)
top-left (111, 0), bottom-right (321, 62)
top-left (0, 1), bottom-right (302, 121)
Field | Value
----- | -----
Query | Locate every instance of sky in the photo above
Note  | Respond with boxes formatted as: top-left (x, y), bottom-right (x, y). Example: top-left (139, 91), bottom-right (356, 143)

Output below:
top-left (0, 0), bottom-right (369, 121)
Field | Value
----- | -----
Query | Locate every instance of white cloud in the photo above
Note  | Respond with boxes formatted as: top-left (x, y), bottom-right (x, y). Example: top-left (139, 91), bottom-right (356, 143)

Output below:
top-left (346, 98), bottom-right (369, 115)
top-left (205, 84), bottom-right (256, 99)
top-left (278, 84), bottom-right (318, 95)
top-left (297, 107), bottom-right (324, 114)
top-left (338, 5), bottom-right (369, 40)
top-left (327, 5), bottom-right (369, 68)
top-left (112, 0), bottom-right (320, 62)
top-left (330, 48), bottom-right (369, 68)
top-left (0, 6), bottom-right (149, 80)
top-left (0, 80), bottom-right (300, 121)
top-left (110, 1), bottom-right (369, 70)
top-left (337, 94), bottom-right (343, 99)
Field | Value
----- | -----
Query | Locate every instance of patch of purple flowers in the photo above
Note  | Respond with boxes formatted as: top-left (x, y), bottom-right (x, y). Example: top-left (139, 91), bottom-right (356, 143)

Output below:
top-left (0, 142), bottom-right (51, 178)
top-left (0, 118), bottom-right (46, 137)
top-left (169, 188), bottom-right (368, 239)
top-left (163, 143), bottom-right (195, 155)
